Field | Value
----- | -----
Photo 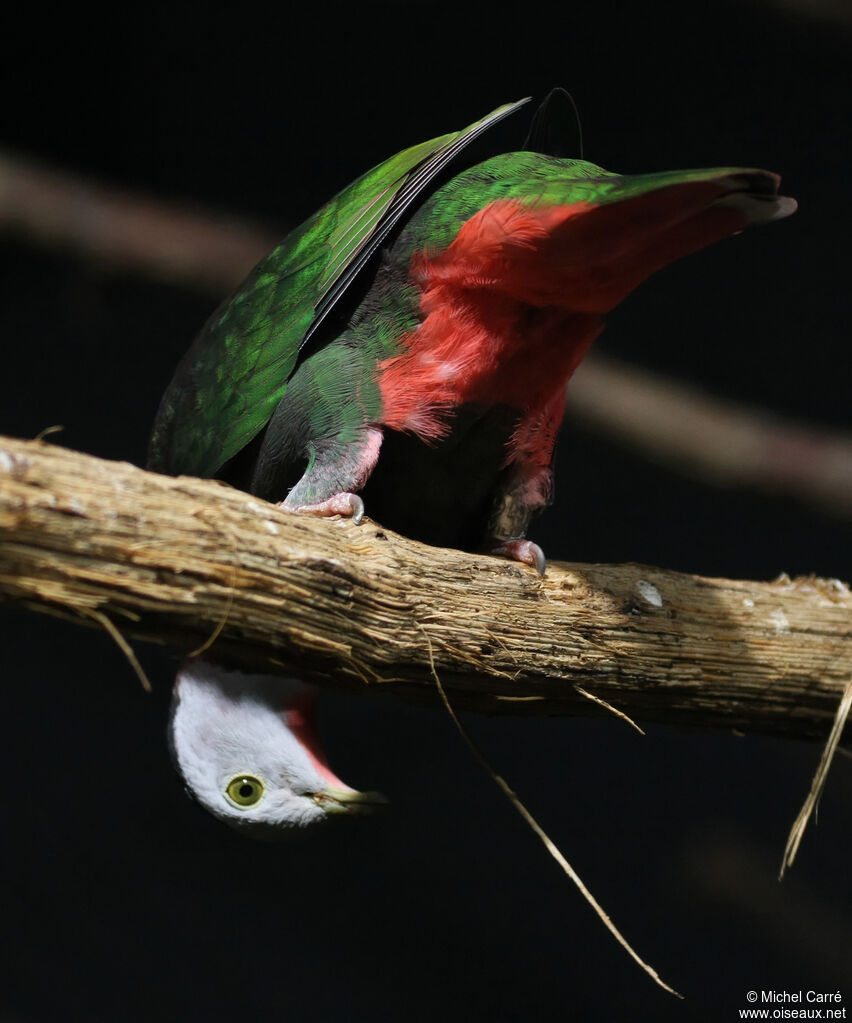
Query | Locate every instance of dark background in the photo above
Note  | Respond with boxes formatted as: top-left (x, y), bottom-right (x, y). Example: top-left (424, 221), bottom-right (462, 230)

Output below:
top-left (2, 3), bottom-right (850, 1020)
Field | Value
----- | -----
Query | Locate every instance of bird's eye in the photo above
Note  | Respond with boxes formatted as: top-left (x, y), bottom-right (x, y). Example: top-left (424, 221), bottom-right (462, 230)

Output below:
top-left (225, 775), bottom-right (264, 808)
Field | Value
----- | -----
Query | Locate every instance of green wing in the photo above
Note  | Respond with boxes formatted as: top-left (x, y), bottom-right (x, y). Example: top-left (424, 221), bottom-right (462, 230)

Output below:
top-left (148, 98), bottom-right (530, 478)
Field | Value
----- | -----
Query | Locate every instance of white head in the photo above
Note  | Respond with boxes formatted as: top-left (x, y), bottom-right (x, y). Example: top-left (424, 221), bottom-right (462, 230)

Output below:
top-left (169, 660), bottom-right (385, 835)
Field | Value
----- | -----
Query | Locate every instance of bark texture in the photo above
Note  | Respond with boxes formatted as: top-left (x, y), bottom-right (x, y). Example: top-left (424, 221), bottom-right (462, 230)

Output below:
top-left (0, 435), bottom-right (849, 742)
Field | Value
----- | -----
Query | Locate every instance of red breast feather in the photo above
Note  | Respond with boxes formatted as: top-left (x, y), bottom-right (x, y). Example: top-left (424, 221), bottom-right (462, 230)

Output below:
top-left (378, 184), bottom-right (748, 466)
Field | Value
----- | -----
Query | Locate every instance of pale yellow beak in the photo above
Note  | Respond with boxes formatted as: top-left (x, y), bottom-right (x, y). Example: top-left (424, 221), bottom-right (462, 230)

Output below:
top-left (312, 787), bottom-right (389, 815)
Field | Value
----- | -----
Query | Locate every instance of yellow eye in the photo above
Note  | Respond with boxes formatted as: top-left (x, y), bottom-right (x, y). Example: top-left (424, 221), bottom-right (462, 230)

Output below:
top-left (225, 775), bottom-right (264, 808)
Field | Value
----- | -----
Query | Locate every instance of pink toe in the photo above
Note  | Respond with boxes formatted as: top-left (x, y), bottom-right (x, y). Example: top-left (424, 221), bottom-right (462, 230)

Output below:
top-left (491, 539), bottom-right (546, 576)
top-left (286, 493), bottom-right (365, 523)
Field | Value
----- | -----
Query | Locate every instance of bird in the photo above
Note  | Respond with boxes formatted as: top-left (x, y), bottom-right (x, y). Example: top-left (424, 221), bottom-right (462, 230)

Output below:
top-left (150, 90), bottom-right (796, 833)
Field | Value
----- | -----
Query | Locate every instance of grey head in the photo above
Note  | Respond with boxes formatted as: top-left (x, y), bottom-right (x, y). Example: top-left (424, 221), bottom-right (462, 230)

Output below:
top-left (169, 660), bottom-right (385, 836)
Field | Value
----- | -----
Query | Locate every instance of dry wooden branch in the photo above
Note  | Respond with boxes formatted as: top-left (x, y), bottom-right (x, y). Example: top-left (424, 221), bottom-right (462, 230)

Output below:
top-left (1, 434), bottom-right (849, 745)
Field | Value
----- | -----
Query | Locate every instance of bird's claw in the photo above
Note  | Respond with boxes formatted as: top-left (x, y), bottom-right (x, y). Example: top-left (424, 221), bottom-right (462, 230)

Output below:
top-left (491, 538), bottom-right (546, 576)
top-left (286, 492), bottom-right (365, 524)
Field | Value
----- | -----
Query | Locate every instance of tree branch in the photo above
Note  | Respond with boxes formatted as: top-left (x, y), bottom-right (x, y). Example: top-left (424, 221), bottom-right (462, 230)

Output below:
top-left (1, 435), bottom-right (849, 743)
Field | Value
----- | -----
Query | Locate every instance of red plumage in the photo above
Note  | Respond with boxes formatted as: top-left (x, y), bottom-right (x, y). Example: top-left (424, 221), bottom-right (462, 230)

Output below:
top-left (378, 186), bottom-right (749, 470)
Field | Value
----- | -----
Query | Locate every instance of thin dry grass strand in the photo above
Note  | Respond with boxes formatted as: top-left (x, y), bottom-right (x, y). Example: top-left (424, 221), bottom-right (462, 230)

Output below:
top-left (189, 511), bottom-right (238, 658)
top-left (418, 625), bottom-right (682, 999)
top-left (83, 608), bottom-right (152, 693)
top-left (574, 685), bottom-right (646, 735)
top-left (780, 675), bottom-right (852, 878)
top-left (34, 424), bottom-right (65, 443)
top-left (189, 584), bottom-right (235, 658)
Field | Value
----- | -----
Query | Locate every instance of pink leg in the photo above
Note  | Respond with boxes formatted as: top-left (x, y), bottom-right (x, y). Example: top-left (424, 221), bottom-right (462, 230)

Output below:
top-left (486, 390), bottom-right (567, 577)
top-left (280, 427), bottom-right (381, 525)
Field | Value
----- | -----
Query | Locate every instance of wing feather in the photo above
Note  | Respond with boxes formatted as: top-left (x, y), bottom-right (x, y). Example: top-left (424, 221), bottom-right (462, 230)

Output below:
top-left (148, 99), bottom-right (530, 478)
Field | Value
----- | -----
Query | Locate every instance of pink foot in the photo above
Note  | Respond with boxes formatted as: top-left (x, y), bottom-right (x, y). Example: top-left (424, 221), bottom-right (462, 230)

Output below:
top-left (491, 539), bottom-right (546, 576)
top-left (285, 492), bottom-right (365, 525)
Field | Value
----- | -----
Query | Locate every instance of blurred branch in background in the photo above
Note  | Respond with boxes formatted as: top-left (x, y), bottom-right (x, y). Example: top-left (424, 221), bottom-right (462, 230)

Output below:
top-left (567, 359), bottom-right (852, 516)
top-left (766, 0), bottom-right (852, 28)
top-left (2, 149), bottom-right (851, 518)
top-left (0, 151), bottom-right (277, 292)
